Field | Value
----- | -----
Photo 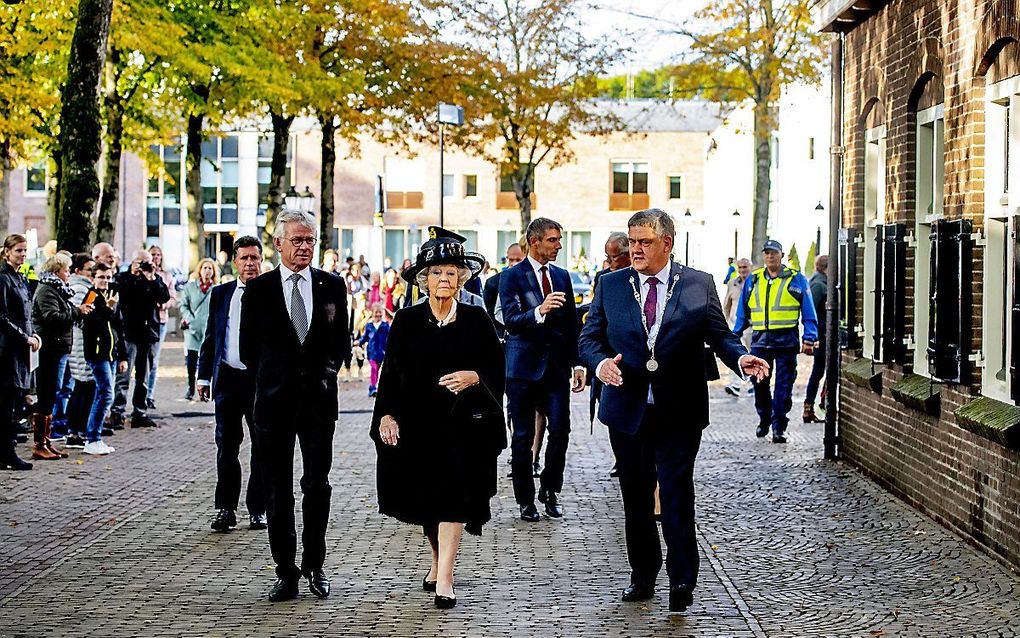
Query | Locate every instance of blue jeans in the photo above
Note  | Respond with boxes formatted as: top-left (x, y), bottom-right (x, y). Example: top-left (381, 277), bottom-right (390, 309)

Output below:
top-left (86, 361), bottom-right (115, 443)
top-left (50, 354), bottom-right (75, 437)
top-left (750, 348), bottom-right (799, 434)
top-left (146, 322), bottom-right (168, 401)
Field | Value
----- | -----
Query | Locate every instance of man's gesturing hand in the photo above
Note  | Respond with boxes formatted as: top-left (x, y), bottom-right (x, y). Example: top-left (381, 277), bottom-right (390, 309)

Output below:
top-left (597, 354), bottom-right (624, 387)
top-left (739, 355), bottom-right (770, 383)
top-left (538, 291), bottom-right (566, 315)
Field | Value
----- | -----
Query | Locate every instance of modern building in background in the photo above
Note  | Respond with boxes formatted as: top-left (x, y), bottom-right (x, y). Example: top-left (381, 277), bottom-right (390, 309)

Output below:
top-left (818, 0), bottom-right (1020, 569)
top-left (4, 94), bottom-right (829, 280)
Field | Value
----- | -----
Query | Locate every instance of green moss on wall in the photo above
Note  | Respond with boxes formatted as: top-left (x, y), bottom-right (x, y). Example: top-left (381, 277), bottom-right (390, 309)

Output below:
top-left (954, 397), bottom-right (1020, 450)
top-left (890, 373), bottom-right (941, 416)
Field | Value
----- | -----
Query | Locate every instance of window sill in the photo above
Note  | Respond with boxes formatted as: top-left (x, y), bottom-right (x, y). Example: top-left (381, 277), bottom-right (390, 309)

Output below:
top-left (890, 373), bottom-right (940, 416)
top-left (844, 357), bottom-right (883, 394)
top-left (953, 397), bottom-right (1020, 451)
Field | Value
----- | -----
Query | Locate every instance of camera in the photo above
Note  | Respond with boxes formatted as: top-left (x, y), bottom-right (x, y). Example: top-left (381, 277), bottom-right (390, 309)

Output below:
top-left (139, 261), bottom-right (154, 273)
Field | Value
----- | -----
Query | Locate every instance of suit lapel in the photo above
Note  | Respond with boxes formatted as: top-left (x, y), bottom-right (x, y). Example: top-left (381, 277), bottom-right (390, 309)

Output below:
top-left (623, 268), bottom-right (646, 338)
top-left (307, 269), bottom-right (327, 341)
top-left (270, 268), bottom-right (302, 346)
top-left (660, 262), bottom-right (686, 327)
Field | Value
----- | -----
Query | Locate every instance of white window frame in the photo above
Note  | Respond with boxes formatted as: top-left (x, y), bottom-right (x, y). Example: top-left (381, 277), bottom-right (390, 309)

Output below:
top-left (464, 174), bottom-right (478, 198)
top-left (862, 125), bottom-right (887, 361)
top-left (912, 105), bottom-right (944, 375)
top-left (667, 173), bottom-right (685, 200)
top-left (23, 161), bottom-right (47, 197)
top-left (981, 77), bottom-right (1020, 402)
top-left (611, 160), bottom-right (650, 195)
top-left (442, 173), bottom-right (455, 198)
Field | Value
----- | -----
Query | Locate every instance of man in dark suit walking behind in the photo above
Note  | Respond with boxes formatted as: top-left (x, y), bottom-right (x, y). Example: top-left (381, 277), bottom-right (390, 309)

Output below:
top-left (499, 218), bottom-right (585, 522)
top-left (482, 240), bottom-right (525, 340)
top-left (579, 209), bottom-right (769, 613)
top-left (240, 211), bottom-right (350, 602)
top-left (197, 235), bottom-right (266, 533)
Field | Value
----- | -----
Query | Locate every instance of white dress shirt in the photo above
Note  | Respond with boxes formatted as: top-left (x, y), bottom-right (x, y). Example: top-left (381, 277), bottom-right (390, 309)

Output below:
top-left (224, 281), bottom-right (246, 370)
top-left (279, 262), bottom-right (314, 325)
top-left (527, 255), bottom-right (555, 324)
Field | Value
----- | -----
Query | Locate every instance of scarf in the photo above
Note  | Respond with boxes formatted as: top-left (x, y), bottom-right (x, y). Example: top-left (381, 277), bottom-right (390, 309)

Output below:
top-left (41, 272), bottom-right (75, 299)
top-left (199, 280), bottom-right (214, 294)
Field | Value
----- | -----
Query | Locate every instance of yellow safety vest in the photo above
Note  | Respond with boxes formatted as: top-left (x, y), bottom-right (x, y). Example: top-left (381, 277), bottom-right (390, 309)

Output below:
top-left (747, 266), bottom-right (801, 331)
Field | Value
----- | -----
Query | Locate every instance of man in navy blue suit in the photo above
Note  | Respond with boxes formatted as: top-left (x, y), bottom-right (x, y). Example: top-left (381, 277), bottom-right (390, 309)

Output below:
top-left (499, 218), bottom-right (586, 522)
top-left (197, 235), bottom-right (266, 533)
top-left (579, 209), bottom-right (769, 613)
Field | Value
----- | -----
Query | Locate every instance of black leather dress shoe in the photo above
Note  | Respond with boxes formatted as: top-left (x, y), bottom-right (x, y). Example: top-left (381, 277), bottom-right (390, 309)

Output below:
top-left (268, 578), bottom-right (299, 602)
top-left (519, 503), bottom-right (540, 522)
top-left (210, 509), bottom-right (237, 532)
top-left (669, 585), bottom-right (694, 612)
top-left (305, 569), bottom-right (330, 599)
top-left (539, 490), bottom-right (563, 518)
top-left (622, 582), bottom-right (654, 602)
top-left (249, 513), bottom-right (268, 530)
top-left (755, 423), bottom-right (769, 438)
top-left (772, 432), bottom-right (787, 444)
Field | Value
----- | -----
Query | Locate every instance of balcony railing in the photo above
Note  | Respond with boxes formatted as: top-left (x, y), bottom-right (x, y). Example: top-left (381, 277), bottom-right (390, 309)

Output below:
top-left (497, 191), bottom-right (537, 210)
top-left (609, 192), bottom-right (650, 211)
top-left (386, 191), bottom-right (424, 209)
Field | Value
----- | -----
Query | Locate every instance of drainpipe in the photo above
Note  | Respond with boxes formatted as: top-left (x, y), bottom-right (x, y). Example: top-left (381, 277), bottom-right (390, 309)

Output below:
top-left (825, 32), bottom-right (845, 461)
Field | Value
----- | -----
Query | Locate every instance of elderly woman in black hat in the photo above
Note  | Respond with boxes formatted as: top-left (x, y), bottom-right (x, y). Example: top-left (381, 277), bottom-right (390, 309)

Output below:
top-left (371, 234), bottom-right (506, 610)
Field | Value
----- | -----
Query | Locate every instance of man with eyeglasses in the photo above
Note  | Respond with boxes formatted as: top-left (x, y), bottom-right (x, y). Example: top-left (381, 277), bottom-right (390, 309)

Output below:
top-left (240, 210), bottom-right (351, 603)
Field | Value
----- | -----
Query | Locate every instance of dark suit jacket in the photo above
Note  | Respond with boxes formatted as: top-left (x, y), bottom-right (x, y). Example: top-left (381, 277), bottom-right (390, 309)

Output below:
top-left (198, 280), bottom-right (238, 398)
top-left (498, 260), bottom-right (579, 381)
top-left (578, 262), bottom-right (746, 434)
top-left (239, 268), bottom-right (351, 425)
top-left (482, 271), bottom-right (504, 339)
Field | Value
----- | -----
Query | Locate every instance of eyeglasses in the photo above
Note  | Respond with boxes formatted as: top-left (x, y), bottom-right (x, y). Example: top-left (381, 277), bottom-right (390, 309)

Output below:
top-left (286, 237), bottom-right (317, 247)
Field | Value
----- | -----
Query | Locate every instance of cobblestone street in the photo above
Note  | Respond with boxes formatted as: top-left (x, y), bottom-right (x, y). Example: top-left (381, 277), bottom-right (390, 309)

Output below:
top-left (1, 340), bottom-right (1018, 637)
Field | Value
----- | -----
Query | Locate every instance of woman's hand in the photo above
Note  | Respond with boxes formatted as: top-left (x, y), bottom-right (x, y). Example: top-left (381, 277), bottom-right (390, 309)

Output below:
top-left (78, 303), bottom-right (94, 315)
top-left (379, 415), bottom-right (400, 446)
top-left (438, 371), bottom-right (480, 395)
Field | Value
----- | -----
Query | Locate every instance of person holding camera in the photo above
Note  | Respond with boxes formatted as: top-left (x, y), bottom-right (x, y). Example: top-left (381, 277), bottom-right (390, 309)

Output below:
top-left (110, 249), bottom-right (170, 429)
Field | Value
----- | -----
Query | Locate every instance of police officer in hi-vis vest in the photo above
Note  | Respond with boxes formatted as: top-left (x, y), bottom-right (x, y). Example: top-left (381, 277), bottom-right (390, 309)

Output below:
top-left (732, 240), bottom-right (818, 443)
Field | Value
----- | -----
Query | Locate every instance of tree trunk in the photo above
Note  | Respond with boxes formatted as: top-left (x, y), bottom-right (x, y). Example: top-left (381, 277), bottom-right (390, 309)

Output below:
top-left (48, 148), bottom-right (62, 239)
top-left (262, 110), bottom-right (294, 262)
top-left (56, 0), bottom-right (114, 253)
top-left (513, 163), bottom-right (533, 236)
top-left (751, 99), bottom-right (774, 265)
top-left (96, 48), bottom-right (123, 244)
top-left (318, 112), bottom-right (336, 253)
top-left (185, 111), bottom-right (205, 271)
top-left (0, 140), bottom-right (11, 235)
top-left (95, 113), bottom-right (121, 244)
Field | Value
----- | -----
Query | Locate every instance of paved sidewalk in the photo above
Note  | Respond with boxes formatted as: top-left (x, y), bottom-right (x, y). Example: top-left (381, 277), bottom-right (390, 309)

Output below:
top-left (1, 343), bottom-right (1018, 637)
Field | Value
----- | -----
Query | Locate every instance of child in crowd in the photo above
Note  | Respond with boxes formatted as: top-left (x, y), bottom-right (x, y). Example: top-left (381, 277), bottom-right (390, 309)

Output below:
top-left (358, 303), bottom-right (390, 397)
top-left (80, 262), bottom-right (126, 455)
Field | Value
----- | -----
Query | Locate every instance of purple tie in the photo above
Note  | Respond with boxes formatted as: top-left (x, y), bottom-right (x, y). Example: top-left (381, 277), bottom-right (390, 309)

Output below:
top-left (644, 276), bottom-right (659, 330)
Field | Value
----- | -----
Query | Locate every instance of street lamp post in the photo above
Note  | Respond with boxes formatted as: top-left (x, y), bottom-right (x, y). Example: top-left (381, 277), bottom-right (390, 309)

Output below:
top-left (732, 208), bottom-right (740, 258)
top-left (437, 103), bottom-right (464, 228)
top-left (815, 200), bottom-right (825, 255)
top-left (684, 208), bottom-right (693, 265)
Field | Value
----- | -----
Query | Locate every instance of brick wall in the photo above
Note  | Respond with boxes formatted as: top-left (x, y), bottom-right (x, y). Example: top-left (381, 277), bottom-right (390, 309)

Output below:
top-left (838, 0), bottom-right (1020, 569)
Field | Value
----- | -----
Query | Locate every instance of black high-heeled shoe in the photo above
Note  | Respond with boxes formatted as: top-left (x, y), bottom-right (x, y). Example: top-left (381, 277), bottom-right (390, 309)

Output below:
top-left (422, 573), bottom-right (437, 592)
top-left (434, 589), bottom-right (456, 609)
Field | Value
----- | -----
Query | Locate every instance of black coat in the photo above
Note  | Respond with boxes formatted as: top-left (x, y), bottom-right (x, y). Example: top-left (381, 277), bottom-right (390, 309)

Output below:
top-left (0, 262), bottom-right (34, 390)
top-left (370, 302), bottom-right (506, 535)
top-left (482, 271), bottom-right (504, 339)
top-left (81, 290), bottom-right (125, 363)
top-left (239, 268), bottom-right (351, 425)
top-left (114, 271), bottom-right (170, 344)
top-left (32, 279), bottom-right (80, 355)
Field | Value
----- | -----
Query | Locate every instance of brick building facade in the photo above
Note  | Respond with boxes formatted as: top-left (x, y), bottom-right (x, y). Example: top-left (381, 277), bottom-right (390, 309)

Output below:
top-left (819, 0), bottom-right (1020, 569)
